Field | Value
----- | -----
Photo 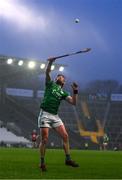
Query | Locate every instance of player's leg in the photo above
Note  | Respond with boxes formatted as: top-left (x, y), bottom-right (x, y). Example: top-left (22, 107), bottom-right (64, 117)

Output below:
top-left (39, 128), bottom-right (49, 171)
top-left (55, 124), bottom-right (70, 154)
top-left (38, 109), bottom-right (51, 171)
top-left (55, 125), bottom-right (79, 167)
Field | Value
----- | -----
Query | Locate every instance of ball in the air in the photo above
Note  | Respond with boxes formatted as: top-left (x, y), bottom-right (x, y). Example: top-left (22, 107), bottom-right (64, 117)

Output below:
top-left (75, 18), bottom-right (80, 23)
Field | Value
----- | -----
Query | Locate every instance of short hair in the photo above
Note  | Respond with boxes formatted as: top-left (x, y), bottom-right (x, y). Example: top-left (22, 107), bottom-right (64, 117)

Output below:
top-left (56, 74), bottom-right (65, 78)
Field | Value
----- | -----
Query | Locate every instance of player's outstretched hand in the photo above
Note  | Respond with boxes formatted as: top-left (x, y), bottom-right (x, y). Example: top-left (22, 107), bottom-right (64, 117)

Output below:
top-left (47, 57), bottom-right (56, 62)
top-left (71, 82), bottom-right (78, 90)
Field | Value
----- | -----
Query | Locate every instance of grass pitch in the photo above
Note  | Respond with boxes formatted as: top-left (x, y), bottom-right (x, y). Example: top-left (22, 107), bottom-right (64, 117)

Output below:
top-left (0, 148), bottom-right (122, 179)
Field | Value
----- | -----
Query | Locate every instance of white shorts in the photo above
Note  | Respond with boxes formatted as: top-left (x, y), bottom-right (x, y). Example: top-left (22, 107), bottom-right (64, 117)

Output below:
top-left (38, 109), bottom-right (63, 128)
top-left (103, 142), bottom-right (108, 146)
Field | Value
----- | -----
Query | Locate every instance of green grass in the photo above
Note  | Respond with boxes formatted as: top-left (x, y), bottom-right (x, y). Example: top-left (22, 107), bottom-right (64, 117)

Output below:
top-left (0, 148), bottom-right (122, 179)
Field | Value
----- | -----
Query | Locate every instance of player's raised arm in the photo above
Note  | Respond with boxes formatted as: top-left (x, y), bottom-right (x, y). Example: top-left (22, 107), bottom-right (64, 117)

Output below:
top-left (45, 57), bottom-right (56, 84)
top-left (66, 82), bottom-right (78, 105)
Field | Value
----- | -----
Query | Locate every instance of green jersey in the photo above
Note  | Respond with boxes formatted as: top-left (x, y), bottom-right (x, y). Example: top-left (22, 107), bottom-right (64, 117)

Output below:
top-left (40, 80), bottom-right (69, 114)
top-left (103, 134), bottom-right (109, 143)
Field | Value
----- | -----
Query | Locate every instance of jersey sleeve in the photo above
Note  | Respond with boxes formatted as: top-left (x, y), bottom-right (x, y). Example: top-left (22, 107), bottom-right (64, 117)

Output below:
top-left (45, 80), bottom-right (53, 87)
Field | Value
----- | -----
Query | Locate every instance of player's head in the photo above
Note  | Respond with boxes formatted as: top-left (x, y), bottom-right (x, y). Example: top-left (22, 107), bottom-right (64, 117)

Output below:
top-left (55, 74), bottom-right (66, 87)
top-left (33, 129), bottom-right (37, 133)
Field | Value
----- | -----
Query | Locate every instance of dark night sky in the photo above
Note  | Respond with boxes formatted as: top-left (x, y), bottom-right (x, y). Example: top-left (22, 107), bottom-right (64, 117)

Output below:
top-left (0, 0), bottom-right (122, 86)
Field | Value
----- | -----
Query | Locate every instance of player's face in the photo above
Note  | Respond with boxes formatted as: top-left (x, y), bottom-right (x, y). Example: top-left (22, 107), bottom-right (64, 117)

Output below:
top-left (56, 75), bottom-right (65, 86)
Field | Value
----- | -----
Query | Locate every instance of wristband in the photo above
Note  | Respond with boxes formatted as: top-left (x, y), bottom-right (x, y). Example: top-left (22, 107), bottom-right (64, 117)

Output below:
top-left (73, 89), bottom-right (78, 94)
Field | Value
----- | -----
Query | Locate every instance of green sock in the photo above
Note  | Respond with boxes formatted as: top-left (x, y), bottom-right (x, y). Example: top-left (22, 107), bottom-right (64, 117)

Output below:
top-left (66, 154), bottom-right (71, 161)
top-left (41, 157), bottom-right (44, 164)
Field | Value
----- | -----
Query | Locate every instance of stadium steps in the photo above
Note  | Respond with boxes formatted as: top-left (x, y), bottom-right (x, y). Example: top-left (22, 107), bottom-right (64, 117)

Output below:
top-left (0, 127), bottom-right (30, 144)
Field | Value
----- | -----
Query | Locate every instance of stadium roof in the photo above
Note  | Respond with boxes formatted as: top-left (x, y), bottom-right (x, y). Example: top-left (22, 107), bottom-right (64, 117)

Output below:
top-left (0, 54), bottom-right (67, 89)
top-left (0, 54), bottom-right (67, 85)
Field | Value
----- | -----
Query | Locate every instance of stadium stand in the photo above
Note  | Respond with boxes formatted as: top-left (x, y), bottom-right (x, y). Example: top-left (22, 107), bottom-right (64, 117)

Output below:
top-left (0, 127), bottom-right (31, 147)
top-left (0, 78), bottom-right (122, 149)
top-left (80, 94), bottom-right (122, 150)
top-left (105, 101), bottom-right (122, 149)
top-left (0, 120), bottom-right (4, 128)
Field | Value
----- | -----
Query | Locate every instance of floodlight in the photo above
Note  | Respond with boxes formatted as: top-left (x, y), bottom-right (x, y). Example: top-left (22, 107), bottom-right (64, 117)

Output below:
top-left (28, 61), bottom-right (36, 69)
top-left (18, 60), bottom-right (23, 66)
top-left (7, 58), bottom-right (13, 64)
top-left (59, 66), bottom-right (64, 72)
top-left (51, 65), bottom-right (55, 70)
top-left (40, 63), bottom-right (46, 69)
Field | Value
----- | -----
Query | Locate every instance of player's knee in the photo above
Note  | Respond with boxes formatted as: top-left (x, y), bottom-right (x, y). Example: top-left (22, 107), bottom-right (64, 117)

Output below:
top-left (63, 133), bottom-right (69, 142)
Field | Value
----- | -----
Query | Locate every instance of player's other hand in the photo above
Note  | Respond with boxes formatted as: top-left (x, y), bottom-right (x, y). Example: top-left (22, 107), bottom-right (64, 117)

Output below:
top-left (71, 82), bottom-right (78, 90)
top-left (47, 57), bottom-right (56, 62)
